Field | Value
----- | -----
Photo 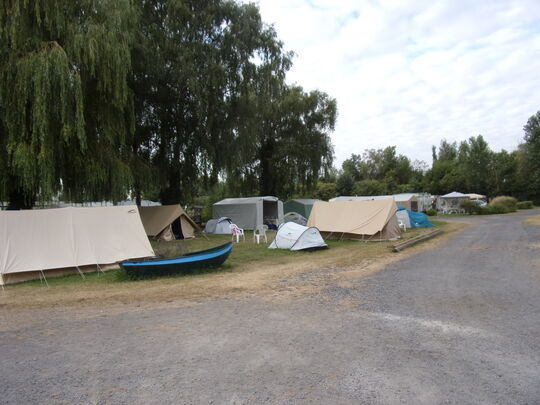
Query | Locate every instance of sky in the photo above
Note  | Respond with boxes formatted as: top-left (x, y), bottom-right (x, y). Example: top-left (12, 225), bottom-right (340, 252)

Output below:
top-left (244, 0), bottom-right (540, 166)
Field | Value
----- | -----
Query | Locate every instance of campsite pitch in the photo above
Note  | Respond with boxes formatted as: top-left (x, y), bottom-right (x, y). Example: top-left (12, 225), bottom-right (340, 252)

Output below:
top-left (0, 224), bottom-right (451, 310)
top-left (1, 210), bottom-right (539, 404)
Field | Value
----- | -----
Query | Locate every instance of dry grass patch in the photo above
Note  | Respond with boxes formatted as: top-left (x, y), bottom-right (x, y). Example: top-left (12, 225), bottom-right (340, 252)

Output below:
top-left (524, 214), bottom-right (540, 226)
top-left (0, 222), bottom-right (464, 311)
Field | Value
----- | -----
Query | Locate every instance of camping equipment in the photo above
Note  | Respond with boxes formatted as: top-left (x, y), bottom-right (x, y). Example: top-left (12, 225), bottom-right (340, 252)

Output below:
top-left (204, 217), bottom-right (233, 234)
top-left (283, 199), bottom-right (319, 219)
top-left (283, 212), bottom-right (308, 226)
top-left (139, 204), bottom-right (199, 240)
top-left (308, 199), bottom-right (400, 241)
top-left (0, 206), bottom-right (154, 285)
top-left (213, 196), bottom-right (284, 230)
top-left (269, 222), bottom-right (327, 251)
top-left (397, 205), bottom-right (433, 228)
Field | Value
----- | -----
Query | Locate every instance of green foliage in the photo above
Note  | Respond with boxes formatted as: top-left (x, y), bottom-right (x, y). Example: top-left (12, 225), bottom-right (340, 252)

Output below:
top-left (519, 111), bottom-right (540, 203)
top-left (0, 0), bottom-right (136, 206)
top-left (426, 208), bottom-right (437, 216)
top-left (336, 172), bottom-right (354, 196)
top-left (488, 196), bottom-right (517, 213)
top-left (517, 201), bottom-right (534, 209)
top-left (352, 179), bottom-right (386, 196)
top-left (313, 182), bottom-right (336, 201)
top-left (460, 199), bottom-right (484, 215)
top-left (338, 146), bottom-right (422, 197)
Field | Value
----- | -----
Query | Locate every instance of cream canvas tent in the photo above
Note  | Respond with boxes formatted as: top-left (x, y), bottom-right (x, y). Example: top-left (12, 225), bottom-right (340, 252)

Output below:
top-left (213, 196), bottom-right (284, 230)
top-left (0, 206), bottom-right (154, 285)
top-left (332, 193), bottom-right (431, 212)
top-left (307, 199), bottom-right (400, 241)
top-left (139, 204), bottom-right (199, 240)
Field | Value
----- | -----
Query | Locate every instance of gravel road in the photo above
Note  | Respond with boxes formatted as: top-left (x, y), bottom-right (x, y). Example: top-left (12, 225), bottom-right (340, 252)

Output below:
top-left (2, 210), bottom-right (540, 404)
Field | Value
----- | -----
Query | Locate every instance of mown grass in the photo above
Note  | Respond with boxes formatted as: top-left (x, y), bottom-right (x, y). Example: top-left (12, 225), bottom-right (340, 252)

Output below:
top-left (1, 222), bottom-right (454, 310)
top-left (5, 225), bottom-right (440, 289)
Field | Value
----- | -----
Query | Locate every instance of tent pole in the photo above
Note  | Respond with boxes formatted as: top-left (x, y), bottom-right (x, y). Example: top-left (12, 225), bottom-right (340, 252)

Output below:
top-left (40, 270), bottom-right (49, 287)
top-left (76, 266), bottom-right (86, 279)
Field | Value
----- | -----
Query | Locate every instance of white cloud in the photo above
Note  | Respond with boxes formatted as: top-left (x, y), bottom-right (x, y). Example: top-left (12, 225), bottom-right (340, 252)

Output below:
top-left (246, 0), bottom-right (540, 165)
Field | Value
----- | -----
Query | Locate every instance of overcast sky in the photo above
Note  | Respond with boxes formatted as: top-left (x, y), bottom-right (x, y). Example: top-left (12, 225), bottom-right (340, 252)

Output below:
top-left (245, 0), bottom-right (540, 166)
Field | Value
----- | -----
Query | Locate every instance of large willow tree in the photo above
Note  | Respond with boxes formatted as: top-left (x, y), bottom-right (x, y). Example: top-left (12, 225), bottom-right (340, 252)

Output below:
top-left (0, 0), bottom-right (136, 208)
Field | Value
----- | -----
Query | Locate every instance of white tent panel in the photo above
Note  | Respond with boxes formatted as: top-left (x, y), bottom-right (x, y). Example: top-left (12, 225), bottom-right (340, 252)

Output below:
top-left (269, 222), bottom-right (327, 251)
top-left (395, 210), bottom-right (411, 228)
top-left (0, 206), bottom-right (154, 281)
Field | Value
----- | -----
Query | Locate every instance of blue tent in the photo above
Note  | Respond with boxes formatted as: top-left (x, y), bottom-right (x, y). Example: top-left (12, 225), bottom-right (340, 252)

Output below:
top-left (397, 205), bottom-right (433, 228)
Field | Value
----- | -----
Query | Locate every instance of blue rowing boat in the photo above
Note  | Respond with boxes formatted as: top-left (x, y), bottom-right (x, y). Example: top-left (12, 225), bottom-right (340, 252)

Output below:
top-left (120, 242), bottom-right (233, 280)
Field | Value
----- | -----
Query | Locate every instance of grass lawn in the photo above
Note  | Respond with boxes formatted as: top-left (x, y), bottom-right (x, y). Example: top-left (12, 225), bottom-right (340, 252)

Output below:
top-left (1, 221), bottom-right (459, 310)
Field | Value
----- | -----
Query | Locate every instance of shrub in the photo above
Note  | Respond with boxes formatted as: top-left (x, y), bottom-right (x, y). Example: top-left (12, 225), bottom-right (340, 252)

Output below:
top-left (489, 196), bottom-right (517, 213)
top-left (460, 199), bottom-right (483, 215)
top-left (517, 201), bottom-right (534, 209)
top-left (426, 208), bottom-right (437, 216)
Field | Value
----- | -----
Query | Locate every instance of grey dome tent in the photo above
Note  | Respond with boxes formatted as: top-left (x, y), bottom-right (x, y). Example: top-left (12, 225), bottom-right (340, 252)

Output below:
top-left (269, 222), bottom-right (327, 251)
top-left (204, 217), bottom-right (232, 234)
top-left (283, 211), bottom-right (308, 226)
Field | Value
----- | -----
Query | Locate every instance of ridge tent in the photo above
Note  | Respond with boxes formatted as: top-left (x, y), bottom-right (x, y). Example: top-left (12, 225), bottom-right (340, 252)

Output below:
top-left (139, 204), bottom-right (199, 240)
top-left (204, 217), bottom-right (233, 234)
top-left (283, 212), bottom-right (308, 226)
top-left (307, 199), bottom-right (400, 241)
top-left (268, 222), bottom-right (327, 251)
top-left (0, 206), bottom-right (154, 285)
top-left (283, 199), bottom-right (320, 219)
top-left (331, 193), bottom-right (431, 212)
top-left (397, 205), bottom-right (433, 228)
top-left (212, 196), bottom-right (284, 230)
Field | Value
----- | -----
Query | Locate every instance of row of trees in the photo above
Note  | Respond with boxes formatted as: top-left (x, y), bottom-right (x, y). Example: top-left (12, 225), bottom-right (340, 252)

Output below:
top-left (1, 1), bottom-right (538, 208)
top-left (0, 0), bottom-right (336, 208)
top-left (321, 112), bottom-right (540, 203)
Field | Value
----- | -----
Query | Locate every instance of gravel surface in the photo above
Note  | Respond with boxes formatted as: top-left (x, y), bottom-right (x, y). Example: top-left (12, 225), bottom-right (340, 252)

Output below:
top-left (2, 210), bottom-right (540, 404)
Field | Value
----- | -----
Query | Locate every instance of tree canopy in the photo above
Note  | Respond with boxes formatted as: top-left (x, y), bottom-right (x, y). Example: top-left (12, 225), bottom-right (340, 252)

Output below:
top-left (1, 1), bottom-right (538, 208)
top-left (0, 0), bottom-right (136, 208)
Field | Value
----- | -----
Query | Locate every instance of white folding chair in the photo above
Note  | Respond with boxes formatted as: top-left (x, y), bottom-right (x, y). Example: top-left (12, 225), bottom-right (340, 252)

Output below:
top-left (398, 219), bottom-right (407, 232)
top-left (253, 225), bottom-right (268, 244)
top-left (229, 223), bottom-right (245, 242)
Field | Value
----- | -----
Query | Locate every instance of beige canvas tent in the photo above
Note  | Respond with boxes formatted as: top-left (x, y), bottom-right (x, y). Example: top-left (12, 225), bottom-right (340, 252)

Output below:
top-left (0, 206), bottom-right (154, 285)
top-left (331, 193), bottom-right (432, 212)
top-left (139, 205), bottom-right (199, 240)
top-left (307, 199), bottom-right (400, 241)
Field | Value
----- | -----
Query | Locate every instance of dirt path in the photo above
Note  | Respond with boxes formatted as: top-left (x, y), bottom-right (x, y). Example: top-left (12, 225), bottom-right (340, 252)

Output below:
top-left (1, 211), bottom-right (539, 404)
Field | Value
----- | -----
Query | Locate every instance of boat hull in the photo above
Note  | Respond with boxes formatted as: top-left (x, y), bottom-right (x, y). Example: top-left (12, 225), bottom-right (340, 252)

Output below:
top-left (120, 242), bottom-right (233, 280)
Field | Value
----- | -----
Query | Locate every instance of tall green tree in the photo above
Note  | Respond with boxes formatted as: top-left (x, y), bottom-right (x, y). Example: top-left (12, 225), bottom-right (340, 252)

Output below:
top-left (459, 135), bottom-right (492, 196)
top-left (253, 86), bottom-right (336, 198)
top-left (0, 0), bottom-right (136, 208)
top-left (520, 111), bottom-right (540, 202)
